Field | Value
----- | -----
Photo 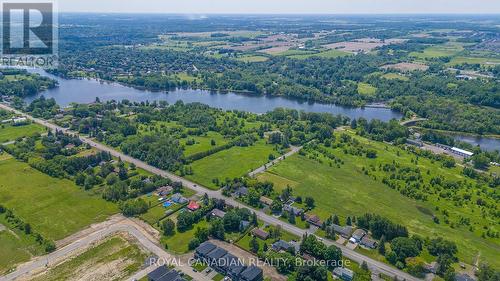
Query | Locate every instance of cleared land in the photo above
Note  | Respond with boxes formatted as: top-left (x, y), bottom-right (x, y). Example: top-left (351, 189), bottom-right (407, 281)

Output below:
top-left (410, 42), bottom-right (465, 59)
top-left (357, 83), bottom-right (377, 96)
top-left (29, 234), bottom-right (149, 281)
top-left (381, 73), bottom-right (410, 81)
top-left (161, 218), bottom-right (210, 254)
top-left (257, 134), bottom-right (499, 267)
top-left (381, 62), bottom-right (429, 72)
top-left (0, 123), bottom-right (45, 143)
top-left (181, 131), bottom-right (229, 157)
top-left (0, 156), bottom-right (118, 241)
top-left (186, 140), bottom-right (276, 189)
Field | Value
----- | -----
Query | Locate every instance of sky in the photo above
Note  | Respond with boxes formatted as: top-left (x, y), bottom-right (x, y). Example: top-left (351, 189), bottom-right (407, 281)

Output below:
top-left (59, 0), bottom-right (500, 14)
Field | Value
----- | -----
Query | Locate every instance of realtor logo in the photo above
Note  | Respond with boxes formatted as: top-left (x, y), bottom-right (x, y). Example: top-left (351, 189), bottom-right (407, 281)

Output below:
top-left (1, 0), bottom-right (58, 67)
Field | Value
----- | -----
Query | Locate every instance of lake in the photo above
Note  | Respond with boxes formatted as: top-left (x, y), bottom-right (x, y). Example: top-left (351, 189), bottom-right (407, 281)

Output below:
top-left (23, 69), bottom-right (499, 151)
top-left (25, 69), bottom-right (402, 122)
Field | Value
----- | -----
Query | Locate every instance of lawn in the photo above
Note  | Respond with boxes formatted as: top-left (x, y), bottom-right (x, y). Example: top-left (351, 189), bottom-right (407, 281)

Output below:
top-left (186, 140), bottom-right (276, 189)
top-left (0, 157), bottom-right (118, 241)
top-left (0, 123), bottom-right (45, 143)
top-left (30, 235), bottom-right (148, 281)
top-left (161, 219), bottom-right (210, 254)
top-left (258, 134), bottom-right (499, 267)
top-left (357, 82), bottom-right (377, 96)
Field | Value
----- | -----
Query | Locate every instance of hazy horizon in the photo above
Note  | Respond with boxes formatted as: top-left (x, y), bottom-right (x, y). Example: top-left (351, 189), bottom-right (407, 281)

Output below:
top-left (59, 0), bottom-right (500, 14)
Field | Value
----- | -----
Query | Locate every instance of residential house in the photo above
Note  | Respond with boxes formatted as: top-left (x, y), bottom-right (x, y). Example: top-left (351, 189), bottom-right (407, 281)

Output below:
top-left (64, 143), bottom-right (76, 150)
top-left (424, 262), bottom-right (439, 274)
top-left (360, 236), bottom-right (378, 249)
top-left (251, 228), bottom-right (269, 240)
top-left (194, 243), bottom-right (263, 281)
top-left (333, 267), bottom-right (354, 281)
top-left (240, 266), bottom-right (263, 281)
top-left (327, 224), bottom-right (354, 239)
top-left (455, 274), bottom-right (475, 281)
top-left (211, 208), bottom-right (226, 219)
top-left (147, 265), bottom-right (186, 281)
top-left (233, 187), bottom-right (248, 198)
top-left (187, 201), bottom-right (200, 211)
top-left (259, 196), bottom-right (273, 206)
top-left (156, 186), bottom-right (173, 197)
top-left (283, 204), bottom-right (303, 217)
top-left (271, 240), bottom-right (292, 252)
top-left (171, 193), bottom-right (188, 204)
top-left (351, 229), bottom-right (367, 242)
top-left (305, 214), bottom-right (322, 227)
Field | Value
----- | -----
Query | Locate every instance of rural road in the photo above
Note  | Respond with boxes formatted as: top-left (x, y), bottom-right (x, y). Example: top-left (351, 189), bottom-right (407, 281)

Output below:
top-left (0, 103), bottom-right (421, 281)
top-left (248, 145), bottom-right (302, 177)
top-left (0, 215), bottom-right (207, 281)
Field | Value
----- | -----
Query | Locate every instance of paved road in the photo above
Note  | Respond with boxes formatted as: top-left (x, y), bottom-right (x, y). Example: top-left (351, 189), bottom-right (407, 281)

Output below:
top-left (248, 145), bottom-right (302, 177)
top-left (0, 216), bottom-right (206, 281)
top-left (0, 103), bottom-right (421, 281)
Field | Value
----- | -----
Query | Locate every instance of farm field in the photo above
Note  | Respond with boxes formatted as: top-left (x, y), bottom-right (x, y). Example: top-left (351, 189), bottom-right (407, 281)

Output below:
top-left (276, 49), bottom-right (350, 59)
top-left (186, 140), bottom-right (276, 189)
top-left (0, 156), bottom-right (118, 241)
top-left (410, 42), bottom-right (465, 59)
top-left (0, 123), bottom-right (45, 143)
top-left (29, 235), bottom-right (148, 281)
top-left (257, 134), bottom-right (499, 267)
top-left (446, 56), bottom-right (500, 66)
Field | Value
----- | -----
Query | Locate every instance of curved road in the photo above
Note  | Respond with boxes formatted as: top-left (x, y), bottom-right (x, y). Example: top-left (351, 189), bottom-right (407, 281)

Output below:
top-left (0, 216), bottom-right (207, 281)
top-left (0, 103), bottom-right (420, 281)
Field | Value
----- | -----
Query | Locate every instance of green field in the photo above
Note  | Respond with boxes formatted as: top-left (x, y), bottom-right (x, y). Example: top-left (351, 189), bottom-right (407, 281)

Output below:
top-left (186, 140), bottom-right (276, 189)
top-left (0, 156), bottom-right (118, 241)
top-left (0, 217), bottom-right (42, 274)
top-left (0, 123), bottom-right (45, 143)
top-left (30, 235), bottom-right (148, 281)
top-left (357, 82), bottom-right (377, 96)
top-left (161, 218), bottom-right (209, 254)
top-left (447, 56), bottom-right (500, 66)
top-left (257, 134), bottom-right (499, 267)
top-left (410, 42), bottom-right (464, 59)
top-left (181, 131), bottom-right (230, 157)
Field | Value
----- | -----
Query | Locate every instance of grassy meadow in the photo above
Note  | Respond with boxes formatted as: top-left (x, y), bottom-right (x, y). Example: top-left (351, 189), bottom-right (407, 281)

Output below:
top-left (0, 155), bottom-right (118, 241)
top-left (186, 140), bottom-right (276, 189)
top-left (0, 123), bottom-right (45, 143)
top-left (257, 133), bottom-right (499, 267)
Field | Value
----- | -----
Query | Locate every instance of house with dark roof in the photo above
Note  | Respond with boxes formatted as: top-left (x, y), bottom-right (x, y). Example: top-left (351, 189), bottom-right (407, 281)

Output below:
top-left (194, 241), bottom-right (216, 260)
top-left (194, 243), bottom-right (263, 281)
top-left (351, 229), bottom-right (367, 242)
top-left (360, 236), bottom-right (378, 249)
top-left (233, 187), bottom-right (249, 198)
top-left (327, 224), bottom-right (354, 238)
top-left (283, 204), bottom-right (303, 216)
top-left (305, 214), bottom-right (322, 227)
top-left (171, 193), bottom-right (188, 204)
top-left (156, 186), bottom-right (173, 197)
top-left (271, 240), bottom-right (292, 252)
top-left (240, 265), bottom-right (263, 281)
top-left (251, 228), bottom-right (270, 240)
top-left (455, 274), bottom-right (475, 281)
top-left (211, 208), bottom-right (226, 219)
top-left (147, 266), bottom-right (186, 281)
